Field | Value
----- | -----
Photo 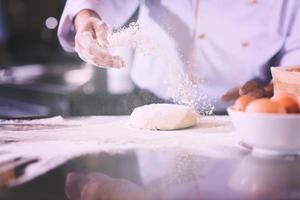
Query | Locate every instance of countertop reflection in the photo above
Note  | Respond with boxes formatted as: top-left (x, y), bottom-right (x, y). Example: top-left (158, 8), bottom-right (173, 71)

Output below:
top-left (1, 148), bottom-right (300, 200)
top-left (58, 150), bottom-right (300, 199)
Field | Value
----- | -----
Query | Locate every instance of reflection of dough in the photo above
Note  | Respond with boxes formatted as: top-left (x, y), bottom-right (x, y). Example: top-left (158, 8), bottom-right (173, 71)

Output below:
top-left (130, 104), bottom-right (198, 130)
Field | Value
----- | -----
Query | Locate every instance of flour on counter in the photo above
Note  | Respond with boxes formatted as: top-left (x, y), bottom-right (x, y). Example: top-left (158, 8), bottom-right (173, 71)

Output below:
top-left (0, 116), bottom-right (236, 186)
top-left (0, 116), bottom-right (64, 124)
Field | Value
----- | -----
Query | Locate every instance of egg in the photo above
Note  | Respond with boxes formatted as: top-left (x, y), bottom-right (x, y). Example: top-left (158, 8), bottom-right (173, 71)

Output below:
top-left (271, 94), bottom-right (299, 113)
top-left (245, 98), bottom-right (286, 114)
top-left (234, 95), bottom-right (256, 111)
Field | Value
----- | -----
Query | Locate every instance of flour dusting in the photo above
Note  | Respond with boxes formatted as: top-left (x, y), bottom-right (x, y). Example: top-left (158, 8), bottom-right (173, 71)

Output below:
top-left (107, 22), bottom-right (215, 115)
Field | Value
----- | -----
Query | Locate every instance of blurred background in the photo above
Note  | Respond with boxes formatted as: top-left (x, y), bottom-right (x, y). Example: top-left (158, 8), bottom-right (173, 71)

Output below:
top-left (0, 0), bottom-right (147, 118)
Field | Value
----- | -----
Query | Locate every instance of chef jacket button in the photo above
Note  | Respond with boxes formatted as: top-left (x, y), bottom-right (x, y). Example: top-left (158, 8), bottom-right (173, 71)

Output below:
top-left (250, 0), bottom-right (257, 5)
top-left (242, 41), bottom-right (249, 48)
top-left (198, 33), bottom-right (206, 39)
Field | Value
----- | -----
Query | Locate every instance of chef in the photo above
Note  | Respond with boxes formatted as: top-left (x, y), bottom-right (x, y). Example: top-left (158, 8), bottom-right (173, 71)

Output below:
top-left (58, 0), bottom-right (300, 112)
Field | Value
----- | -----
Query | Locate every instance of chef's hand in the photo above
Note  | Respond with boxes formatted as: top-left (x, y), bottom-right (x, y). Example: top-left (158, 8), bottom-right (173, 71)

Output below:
top-left (74, 9), bottom-right (124, 68)
top-left (222, 80), bottom-right (273, 102)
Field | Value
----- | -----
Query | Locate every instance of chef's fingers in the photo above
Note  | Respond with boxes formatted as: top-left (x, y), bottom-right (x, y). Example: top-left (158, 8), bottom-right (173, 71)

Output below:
top-left (264, 83), bottom-right (274, 97)
top-left (112, 56), bottom-right (125, 68)
top-left (240, 80), bottom-right (273, 98)
top-left (224, 81), bottom-right (273, 102)
top-left (75, 32), bottom-right (124, 69)
top-left (78, 49), bottom-right (119, 69)
top-left (93, 55), bottom-right (124, 69)
top-left (92, 23), bottom-right (125, 68)
top-left (94, 21), bottom-right (109, 47)
top-left (222, 87), bottom-right (240, 102)
top-left (247, 87), bottom-right (265, 98)
top-left (222, 85), bottom-right (266, 102)
top-left (80, 51), bottom-right (124, 69)
top-left (239, 80), bottom-right (262, 96)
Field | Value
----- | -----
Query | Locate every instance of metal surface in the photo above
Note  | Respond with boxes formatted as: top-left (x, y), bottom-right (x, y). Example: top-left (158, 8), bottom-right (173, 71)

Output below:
top-left (61, 150), bottom-right (300, 200)
top-left (0, 116), bottom-right (298, 199)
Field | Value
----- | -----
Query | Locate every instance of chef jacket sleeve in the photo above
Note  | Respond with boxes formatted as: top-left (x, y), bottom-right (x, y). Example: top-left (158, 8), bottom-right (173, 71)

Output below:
top-left (58, 0), bottom-right (139, 52)
top-left (280, 1), bottom-right (300, 66)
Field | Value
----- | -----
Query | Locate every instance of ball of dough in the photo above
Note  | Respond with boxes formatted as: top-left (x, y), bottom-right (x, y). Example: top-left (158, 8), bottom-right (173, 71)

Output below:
top-left (130, 103), bottom-right (198, 130)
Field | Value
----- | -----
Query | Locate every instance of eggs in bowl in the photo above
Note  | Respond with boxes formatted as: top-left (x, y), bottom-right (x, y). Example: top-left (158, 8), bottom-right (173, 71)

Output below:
top-left (227, 106), bottom-right (300, 154)
top-left (228, 67), bottom-right (300, 154)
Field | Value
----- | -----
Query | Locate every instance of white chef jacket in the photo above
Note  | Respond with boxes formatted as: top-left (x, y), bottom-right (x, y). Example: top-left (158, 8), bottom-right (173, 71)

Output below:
top-left (58, 0), bottom-right (300, 111)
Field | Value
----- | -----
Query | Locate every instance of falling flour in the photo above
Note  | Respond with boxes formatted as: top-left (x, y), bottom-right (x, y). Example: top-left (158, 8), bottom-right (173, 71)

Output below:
top-left (107, 22), bottom-right (215, 115)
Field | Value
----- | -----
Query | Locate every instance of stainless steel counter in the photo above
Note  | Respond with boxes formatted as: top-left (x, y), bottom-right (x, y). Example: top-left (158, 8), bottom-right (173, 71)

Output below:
top-left (0, 116), bottom-right (298, 200)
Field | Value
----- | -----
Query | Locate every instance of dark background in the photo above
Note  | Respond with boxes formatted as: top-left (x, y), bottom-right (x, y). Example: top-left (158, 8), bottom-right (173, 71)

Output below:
top-left (1, 0), bottom-right (68, 65)
top-left (0, 0), bottom-right (148, 118)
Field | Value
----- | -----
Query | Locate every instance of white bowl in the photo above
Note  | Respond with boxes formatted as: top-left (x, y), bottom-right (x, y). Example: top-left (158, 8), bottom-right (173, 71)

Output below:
top-left (227, 106), bottom-right (300, 154)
